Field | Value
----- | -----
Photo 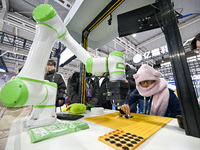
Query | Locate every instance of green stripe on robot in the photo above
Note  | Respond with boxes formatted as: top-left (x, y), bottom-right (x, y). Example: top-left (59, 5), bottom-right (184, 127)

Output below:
top-left (36, 23), bottom-right (67, 38)
top-left (39, 85), bottom-right (48, 104)
top-left (109, 51), bottom-right (124, 59)
top-left (37, 23), bottom-right (59, 36)
top-left (16, 77), bottom-right (57, 88)
top-left (116, 62), bottom-right (125, 70)
top-left (65, 17), bottom-right (71, 25)
top-left (106, 57), bottom-right (108, 72)
top-left (86, 58), bottom-right (93, 73)
top-left (34, 105), bottom-right (55, 108)
top-left (110, 71), bottom-right (125, 75)
top-left (58, 28), bottom-right (67, 39)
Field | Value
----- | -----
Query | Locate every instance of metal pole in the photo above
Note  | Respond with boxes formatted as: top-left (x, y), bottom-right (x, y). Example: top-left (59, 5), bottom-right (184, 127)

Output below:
top-left (158, 0), bottom-right (200, 137)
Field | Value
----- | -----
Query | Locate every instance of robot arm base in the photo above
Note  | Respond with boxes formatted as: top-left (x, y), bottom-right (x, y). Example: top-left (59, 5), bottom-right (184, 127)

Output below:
top-left (26, 106), bottom-right (56, 128)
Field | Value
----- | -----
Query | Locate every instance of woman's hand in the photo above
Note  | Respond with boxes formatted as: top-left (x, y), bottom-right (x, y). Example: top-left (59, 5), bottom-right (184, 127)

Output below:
top-left (120, 104), bottom-right (131, 116)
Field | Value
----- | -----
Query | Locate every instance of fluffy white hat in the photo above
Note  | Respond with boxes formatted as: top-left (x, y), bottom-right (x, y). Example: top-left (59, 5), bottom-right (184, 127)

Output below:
top-left (133, 64), bottom-right (162, 86)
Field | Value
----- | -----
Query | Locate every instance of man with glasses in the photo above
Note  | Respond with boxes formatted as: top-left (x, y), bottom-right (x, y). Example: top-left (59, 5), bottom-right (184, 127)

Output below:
top-left (191, 33), bottom-right (200, 54)
top-left (45, 59), bottom-right (67, 107)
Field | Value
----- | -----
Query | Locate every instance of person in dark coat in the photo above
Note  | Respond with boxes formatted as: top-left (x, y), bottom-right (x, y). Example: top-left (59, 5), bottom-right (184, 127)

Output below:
top-left (121, 64), bottom-right (181, 118)
top-left (125, 64), bottom-right (136, 92)
top-left (45, 59), bottom-right (67, 107)
top-left (67, 72), bottom-right (99, 106)
top-left (125, 88), bottom-right (181, 118)
top-left (96, 72), bottom-right (112, 109)
top-left (191, 33), bottom-right (200, 54)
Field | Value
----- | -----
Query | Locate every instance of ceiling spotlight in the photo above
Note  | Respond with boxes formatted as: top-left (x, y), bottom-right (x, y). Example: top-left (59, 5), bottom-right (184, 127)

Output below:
top-left (161, 56), bottom-right (164, 63)
top-left (132, 34), bottom-right (137, 37)
top-left (133, 54), bottom-right (143, 64)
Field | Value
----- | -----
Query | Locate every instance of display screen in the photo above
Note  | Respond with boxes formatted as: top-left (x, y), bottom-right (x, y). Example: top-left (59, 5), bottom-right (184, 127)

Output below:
top-left (117, 3), bottom-right (162, 37)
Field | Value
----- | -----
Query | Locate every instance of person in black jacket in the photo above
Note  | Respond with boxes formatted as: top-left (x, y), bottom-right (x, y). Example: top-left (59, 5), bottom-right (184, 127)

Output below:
top-left (121, 64), bottom-right (181, 118)
top-left (191, 33), bottom-right (200, 54)
top-left (45, 59), bottom-right (67, 107)
top-left (67, 72), bottom-right (99, 106)
top-left (96, 72), bottom-right (112, 109)
top-left (125, 63), bottom-right (136, 93)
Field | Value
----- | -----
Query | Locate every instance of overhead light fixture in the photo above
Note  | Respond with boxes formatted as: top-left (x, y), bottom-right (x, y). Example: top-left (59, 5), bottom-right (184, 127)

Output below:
top-left (161, 62), bottom-right (171, 66)
top-left (161, 56), bottom-right (164, 63)
top-left (133, 54), bottom-right (143, 64)
top-left (132, 34), bottom-right (137, 37)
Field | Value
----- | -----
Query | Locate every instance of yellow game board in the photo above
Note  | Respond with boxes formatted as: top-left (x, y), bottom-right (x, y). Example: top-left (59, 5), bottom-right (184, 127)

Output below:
top-left (84, 112), bottom-right (172, 150)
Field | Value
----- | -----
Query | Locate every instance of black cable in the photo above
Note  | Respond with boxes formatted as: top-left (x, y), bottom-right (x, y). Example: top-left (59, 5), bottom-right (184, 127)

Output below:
top-left (174, 8), bottom-right (183, 14)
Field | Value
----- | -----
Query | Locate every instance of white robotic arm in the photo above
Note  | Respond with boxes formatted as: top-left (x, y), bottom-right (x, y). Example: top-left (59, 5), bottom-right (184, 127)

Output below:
top-left (0, 4), bottom-right (126, 127)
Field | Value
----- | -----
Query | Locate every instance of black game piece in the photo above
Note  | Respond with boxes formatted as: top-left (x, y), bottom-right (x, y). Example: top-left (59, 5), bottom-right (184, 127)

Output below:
top-left (120, 141), bottom-right (126, 144)
top-left (110, 140), bottom-right (116, 144)
top-left (127, 144), bottom-right (133, 147)
top-left (116, 143), bottom-right (122, 147)
top-left (122, 146), bottom-right (129, 150)
top-left (105, 138), bottom-right (110, 141)
top-left (131, 141), bottom-right (137, 144)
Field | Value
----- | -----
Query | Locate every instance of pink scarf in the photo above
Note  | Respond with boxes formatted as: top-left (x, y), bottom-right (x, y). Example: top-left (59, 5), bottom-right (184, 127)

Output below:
top-left (133, 64), bottom-right (169, 116)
